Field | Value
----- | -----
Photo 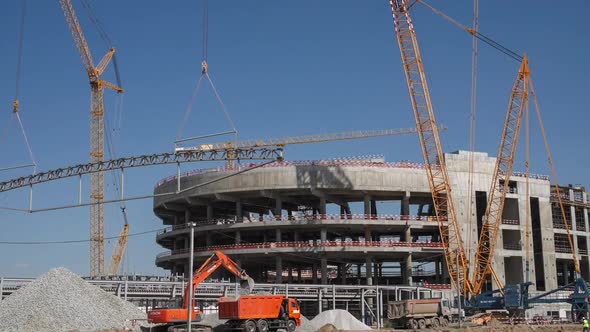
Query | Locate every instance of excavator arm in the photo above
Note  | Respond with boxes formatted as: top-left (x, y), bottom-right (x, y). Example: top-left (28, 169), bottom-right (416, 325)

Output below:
top-left (182, 251), bottom-right (254, 309)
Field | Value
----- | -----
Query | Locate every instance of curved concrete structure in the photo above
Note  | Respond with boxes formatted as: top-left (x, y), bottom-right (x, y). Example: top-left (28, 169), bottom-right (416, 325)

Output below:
top-left (153, 151), bottom-right (590, 293)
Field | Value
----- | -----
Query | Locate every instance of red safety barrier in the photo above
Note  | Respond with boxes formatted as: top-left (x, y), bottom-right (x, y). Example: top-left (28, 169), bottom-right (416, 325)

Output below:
top-left (159, 240), bottom-right (444, 257)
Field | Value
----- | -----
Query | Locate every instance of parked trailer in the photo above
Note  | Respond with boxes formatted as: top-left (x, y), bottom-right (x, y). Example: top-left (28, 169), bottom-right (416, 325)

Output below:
top-left (387, 298), bottom-right (451, 329)
top-left (219, 295), bottom-right (301, 332)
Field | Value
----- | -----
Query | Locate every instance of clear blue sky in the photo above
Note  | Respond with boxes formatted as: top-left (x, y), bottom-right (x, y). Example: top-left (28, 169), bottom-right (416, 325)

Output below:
top-left (0, 1), bottom-right (588, 277)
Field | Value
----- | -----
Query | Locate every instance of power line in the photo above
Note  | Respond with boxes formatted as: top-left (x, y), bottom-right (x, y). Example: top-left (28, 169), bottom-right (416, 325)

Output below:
top-left (0, 228), bottom-right (162, 245)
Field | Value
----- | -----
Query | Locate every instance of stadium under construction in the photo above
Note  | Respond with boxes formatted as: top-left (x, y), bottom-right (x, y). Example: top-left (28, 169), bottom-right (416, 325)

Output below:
top-left (153, 151), bottom-right (590, 300)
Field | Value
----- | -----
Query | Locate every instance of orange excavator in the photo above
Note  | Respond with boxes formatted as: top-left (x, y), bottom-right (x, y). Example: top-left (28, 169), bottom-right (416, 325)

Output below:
top-left (148, 251), bottom-right (254, 332)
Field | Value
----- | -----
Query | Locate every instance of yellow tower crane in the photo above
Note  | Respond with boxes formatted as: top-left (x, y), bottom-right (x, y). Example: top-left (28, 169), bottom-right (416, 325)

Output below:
top-left (60, 0), bottom-right (123, 276)
top-left (174, 127), bottom-right (445, 154)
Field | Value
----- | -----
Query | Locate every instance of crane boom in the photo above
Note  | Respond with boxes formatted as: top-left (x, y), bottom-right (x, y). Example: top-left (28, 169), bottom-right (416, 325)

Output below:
top-left (174, 126), bottom-right (446, 153)
top-left (60, 0), bottom-right (123, 276)
top-left (471, 57), bottom-right (529, 294)
top-left (389, 0), bottom-right (471, 294)
top-left (107, 207), bottom-right (129, 275)
top-left (182, 251), bottom-right (253, 310)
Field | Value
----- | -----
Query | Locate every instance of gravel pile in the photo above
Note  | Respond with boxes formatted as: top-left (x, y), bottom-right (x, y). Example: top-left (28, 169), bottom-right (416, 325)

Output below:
top-left (311, 309), bottom-right (371, 330)
top-left (200, 312), bottom-right (227, 332)
top-left (0, 267), bottom-right (147, 332)
top-left (296, 315), bottom-right (316, 332)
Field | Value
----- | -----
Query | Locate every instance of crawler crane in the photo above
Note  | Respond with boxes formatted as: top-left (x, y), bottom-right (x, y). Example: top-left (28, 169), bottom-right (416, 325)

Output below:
top-left (388, 0), bottom-right (590, 319)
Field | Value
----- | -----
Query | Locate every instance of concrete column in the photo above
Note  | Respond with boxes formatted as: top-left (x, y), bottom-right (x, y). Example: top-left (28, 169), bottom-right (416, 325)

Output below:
top-left (288, 266), bottom-right (293, 283)
top-left (206, 204), bottom-right (214, 220)
top-left (276, 229), bottom-right (282, 242)
top-left (403, 254), bottom-right (413, 286)
top-left (294, 231), bottom-right (300, 242)
top-left (235, 231), bottom-right (241, 244)
top-left (340, 264), bottom-right (347, 284)
top-left (297, 268), bottom-right (302, 283)
top-left (287, 209), bottom-right (293, 220)
top-left (366, 256), bottom-right (373, 286)
top-left (319, 197), bottom-right (327, 216)
top-left (263, 233), bottom-right (268, 243)
top-left (275, 257), bottom-right (283, 284)
top-left (357, 264), bottom-right (362, 279)
top-left (236, 201), bottom-right (243, 221)
top-left (184, 209), bottom-right (191, 223)
top-left (275, 197), bottom-right (282, 220)
top-left (320, 228), bottom-right (327, 243)
top-left (365, 227), bottom-right (372, 242)
top-left (404, 226), bottom-right (411, 242)
top-left (364, 195), bottom-right (371, 216)
top-left (442, 258), bottom-right (449, 283)
top-left (340, 205), bottom-right (346, 218)
top-left (321, 258), bottom-right (328, 285)
top-left (312, 265), bottom-right (318, 284)
top-left (435, 259), bottom-right (441, 283)
top-left (401, 191), bottom-right (410, 216)
top-left (371, 199), bottom-right (377, 216)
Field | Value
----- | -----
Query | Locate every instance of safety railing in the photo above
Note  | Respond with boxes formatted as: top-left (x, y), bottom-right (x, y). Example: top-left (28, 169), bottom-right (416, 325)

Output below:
top-left (157, 240), bottom-right (444, 258)
top-left (156, 215), bottom-right (444, 235)
top-left (503, 242), bottom-right (522, 250)
top-left (156, 159), bottom-right (432, 187)
top-left (420, 281), bottom-right (451, 289)
top-left (502, 219), bottom-right (520, 225)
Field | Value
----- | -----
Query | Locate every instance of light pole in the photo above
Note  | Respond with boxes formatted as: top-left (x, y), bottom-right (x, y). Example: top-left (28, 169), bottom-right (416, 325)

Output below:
top-left (456, 249), bottom-right (462, 328)
top-left (187, 222), bottom-right (196, 332)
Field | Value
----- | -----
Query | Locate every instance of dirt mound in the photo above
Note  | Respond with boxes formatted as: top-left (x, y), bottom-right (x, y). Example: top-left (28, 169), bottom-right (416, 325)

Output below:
top-left (311, 310), bottom-right (371, 330)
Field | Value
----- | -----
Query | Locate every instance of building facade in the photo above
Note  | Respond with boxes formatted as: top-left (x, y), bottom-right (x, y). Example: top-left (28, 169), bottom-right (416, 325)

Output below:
top-left (153, 151), bottom-right (590, 294)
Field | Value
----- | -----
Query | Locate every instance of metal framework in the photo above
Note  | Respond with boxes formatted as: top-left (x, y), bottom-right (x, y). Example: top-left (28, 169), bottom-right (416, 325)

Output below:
top-left (389, 0), bottom-right (470, 294)
top-left (0, 148), bottom-right (283, 193)
top-left (60, 0), bottom-right (123, 276)
top-left (471, 57), bottom-right (529, 294)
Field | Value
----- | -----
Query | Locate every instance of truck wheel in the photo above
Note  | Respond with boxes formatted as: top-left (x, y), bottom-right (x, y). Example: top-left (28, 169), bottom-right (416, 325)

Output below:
top-left (244, 320), bottom-right (257, 332)
top-left (286, 319), bottom-right (296, 332)
top-left (256, 319), bottom-right (269, 332)
top-left (441, 317), bottom-right (449, 327)
top-left (408, 319), bottom-right (418, 330)
top-left (417, 319), bottom-right (426, 329)
top-left (431, 318), bottom-right (440, 328)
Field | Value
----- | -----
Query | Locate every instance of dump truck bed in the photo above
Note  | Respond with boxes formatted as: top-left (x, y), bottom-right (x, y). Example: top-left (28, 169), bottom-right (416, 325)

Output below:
top-left (388, 299), bottom-right (441, 319)
top-left (218, 295), bottom-right (285, 320)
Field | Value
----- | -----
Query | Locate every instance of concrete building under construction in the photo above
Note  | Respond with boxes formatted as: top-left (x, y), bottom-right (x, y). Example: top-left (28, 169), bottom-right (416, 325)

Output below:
top-left (153, 151), bottom-right (590, 293)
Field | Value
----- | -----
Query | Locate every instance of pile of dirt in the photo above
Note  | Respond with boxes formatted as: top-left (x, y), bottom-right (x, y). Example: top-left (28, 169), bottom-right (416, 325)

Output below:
top-left (200, 312), bottom-right (227, 332)
top-left (0, 267), bottom-right (147, 332)
top-left (310, 309), bottom-right (371, 330)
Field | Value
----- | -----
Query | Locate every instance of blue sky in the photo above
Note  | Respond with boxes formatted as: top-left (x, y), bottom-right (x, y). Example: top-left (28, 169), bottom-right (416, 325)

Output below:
top-left (0, 1), bottom-right (588, 277)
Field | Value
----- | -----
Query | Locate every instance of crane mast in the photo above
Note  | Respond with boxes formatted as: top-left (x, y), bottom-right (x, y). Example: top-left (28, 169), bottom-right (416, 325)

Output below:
top-left (471, 57), bottom-right (529, 294)
top-left (388, 0), bottom-right (471, 294)
top-left (107, 207), bottom-right (129, 275)
top-left (60, 0), bottom-right (123, 276)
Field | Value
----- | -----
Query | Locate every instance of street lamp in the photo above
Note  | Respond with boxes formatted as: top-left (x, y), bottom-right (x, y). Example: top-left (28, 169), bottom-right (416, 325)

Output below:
top-left (187, 222), bottom-right (196, 332)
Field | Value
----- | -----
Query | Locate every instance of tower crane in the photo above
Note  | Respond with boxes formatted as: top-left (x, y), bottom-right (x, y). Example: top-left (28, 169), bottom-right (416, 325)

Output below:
top-left (174, 127), bottom-right (446, 154)
top-left (60, 0), bottom-right (123, 276)
top-left (388, 0), bottom-right (472, 295)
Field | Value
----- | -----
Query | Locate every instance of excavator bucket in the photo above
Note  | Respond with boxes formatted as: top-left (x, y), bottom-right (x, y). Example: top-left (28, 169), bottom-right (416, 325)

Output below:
top-left (239, 277), bottom-right (255, 295)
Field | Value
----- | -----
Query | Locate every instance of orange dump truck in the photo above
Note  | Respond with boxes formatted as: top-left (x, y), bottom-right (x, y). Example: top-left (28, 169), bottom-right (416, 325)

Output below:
top-left (218, 295), bottom-right (301, 332)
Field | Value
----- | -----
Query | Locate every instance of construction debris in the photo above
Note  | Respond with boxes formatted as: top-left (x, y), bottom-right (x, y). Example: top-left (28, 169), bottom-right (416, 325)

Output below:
top-left (310, 309), bottom-right (371, 331)
top-left (0, 267), bottom-right (147, 332)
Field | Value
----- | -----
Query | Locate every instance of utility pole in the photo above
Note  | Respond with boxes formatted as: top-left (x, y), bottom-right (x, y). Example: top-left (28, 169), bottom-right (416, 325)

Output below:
top-left (187, 223), bottom-right (195, 332)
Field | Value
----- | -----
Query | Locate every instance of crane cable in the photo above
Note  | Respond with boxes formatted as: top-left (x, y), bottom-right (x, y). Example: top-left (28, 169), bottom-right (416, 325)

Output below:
top-left (466, 0), bottom-right (478, 263)
top-left (2, 0), bottom-right (37, 172)
top-left (416, 0), bottom-right (522, 62)
top-left (176, 0), bottom-right (238, 144)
